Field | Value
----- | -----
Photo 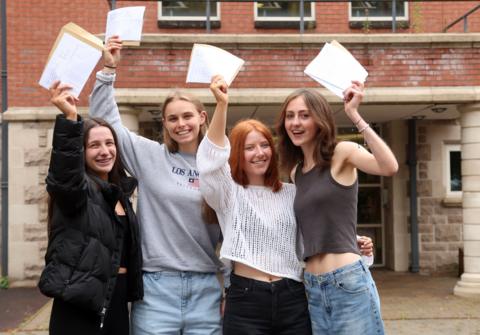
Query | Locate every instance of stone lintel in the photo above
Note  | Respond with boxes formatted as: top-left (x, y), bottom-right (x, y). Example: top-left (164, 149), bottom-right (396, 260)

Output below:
top-left (116, 33), bottom-right (480, 47)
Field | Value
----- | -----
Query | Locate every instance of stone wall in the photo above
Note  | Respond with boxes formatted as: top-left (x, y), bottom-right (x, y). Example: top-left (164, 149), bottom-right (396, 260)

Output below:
top-left (417, 120), bottom-right (463, 274)
top-left (9, 119), bottom-right (52, 284)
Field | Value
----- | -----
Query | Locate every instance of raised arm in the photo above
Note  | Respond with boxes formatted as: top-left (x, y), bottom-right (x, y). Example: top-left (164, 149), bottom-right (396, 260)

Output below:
top-left (341, 81), bottom-right (398, 177)
top-left (89, 36), bottom-right (158, 177)
top-left (197, 75), bottom-right (232, 213)
top-left (46, 81), bottom-right (87, 215)
top-left (207, 75), bottom-right (229, 147)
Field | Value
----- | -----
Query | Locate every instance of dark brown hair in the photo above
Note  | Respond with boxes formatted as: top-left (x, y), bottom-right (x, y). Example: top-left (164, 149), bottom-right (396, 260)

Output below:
top-left (161, 91), bottom-right (208, 153)
top-left (48, 117), bottom-right (128, 236)
top-left (276, 88), bottom-right (337, 177)
top-left (83, 117), bottom-right (128, 184)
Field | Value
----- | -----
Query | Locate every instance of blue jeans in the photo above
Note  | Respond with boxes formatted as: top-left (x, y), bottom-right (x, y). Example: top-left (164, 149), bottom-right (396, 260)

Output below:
top-left (304, 260), bottom-right (384, 335)
top-left (131, 271), bottom-right (222, 335)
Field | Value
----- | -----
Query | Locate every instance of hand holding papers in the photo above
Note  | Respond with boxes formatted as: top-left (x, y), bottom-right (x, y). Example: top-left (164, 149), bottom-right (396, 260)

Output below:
top-left (304, 41), bottom-right (368, 99)
top-left (105, 6), bottom-right (146, 46)
top-left (39, 22), bottom-right (104, 98)
top-left (186, 44), bottom-right (245, 86)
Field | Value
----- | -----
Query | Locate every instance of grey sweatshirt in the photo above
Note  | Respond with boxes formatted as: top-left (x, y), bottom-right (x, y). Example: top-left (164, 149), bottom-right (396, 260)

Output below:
top-left (89, 71), bottom-right (223, 273)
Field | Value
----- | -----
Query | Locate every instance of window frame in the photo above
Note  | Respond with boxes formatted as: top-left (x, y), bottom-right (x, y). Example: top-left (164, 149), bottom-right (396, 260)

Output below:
top-left (158, 1), bottom-right (221, 21)
top-left (254, 1), bottom-right (315, 22)
top-left (348, 1), bottom-right (409, 22)
top-left (444, 143), bottom-right (462, 198)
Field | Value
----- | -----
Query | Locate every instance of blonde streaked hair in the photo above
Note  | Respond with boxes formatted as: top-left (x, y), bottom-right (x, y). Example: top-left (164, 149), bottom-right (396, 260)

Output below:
top-left (161, 91), bottom-right (208, 153)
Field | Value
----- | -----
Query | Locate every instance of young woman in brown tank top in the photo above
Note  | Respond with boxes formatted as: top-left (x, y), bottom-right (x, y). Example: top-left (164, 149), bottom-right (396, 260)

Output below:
top-left (276, 81), bottom-right (398, 334)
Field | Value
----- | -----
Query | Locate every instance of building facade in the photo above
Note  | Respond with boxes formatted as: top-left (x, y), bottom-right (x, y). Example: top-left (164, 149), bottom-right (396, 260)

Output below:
top-left (1, 1), bottom-right (480, 296)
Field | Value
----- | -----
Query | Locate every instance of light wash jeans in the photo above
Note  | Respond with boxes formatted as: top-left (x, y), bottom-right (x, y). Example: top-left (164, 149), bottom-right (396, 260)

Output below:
top-left (131, 271), bottom-right (222, 335)
top-left (304, 260), bottom-right (384, 335)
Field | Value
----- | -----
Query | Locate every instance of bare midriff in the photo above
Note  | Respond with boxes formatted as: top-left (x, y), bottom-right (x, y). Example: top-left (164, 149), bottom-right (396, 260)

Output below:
top-left (305, 252), bottom-right (361, 275)
top-left (234, 262), bottom-right (282, 282)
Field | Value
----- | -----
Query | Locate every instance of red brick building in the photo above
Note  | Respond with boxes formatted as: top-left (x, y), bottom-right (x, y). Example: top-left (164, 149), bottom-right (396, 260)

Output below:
top-left (1, 1), bottom-right (480, 297)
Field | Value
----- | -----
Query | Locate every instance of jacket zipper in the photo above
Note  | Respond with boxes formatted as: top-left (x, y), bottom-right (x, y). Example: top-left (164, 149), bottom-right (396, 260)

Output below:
top-left (99, 306), bottom-right (107, 329)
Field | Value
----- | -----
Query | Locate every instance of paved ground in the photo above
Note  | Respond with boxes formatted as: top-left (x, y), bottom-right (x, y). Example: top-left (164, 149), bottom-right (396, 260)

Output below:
top-left (1, 270), bottom-right (479, 334)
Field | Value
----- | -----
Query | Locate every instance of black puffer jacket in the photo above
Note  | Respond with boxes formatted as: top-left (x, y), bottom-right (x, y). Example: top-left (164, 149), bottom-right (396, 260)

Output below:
top-left (39, 115), bottom-right (143, 317)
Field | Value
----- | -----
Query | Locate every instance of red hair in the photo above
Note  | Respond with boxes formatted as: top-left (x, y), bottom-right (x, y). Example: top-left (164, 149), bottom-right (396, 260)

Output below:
top-left (229, 119), bottom-right (282, 192)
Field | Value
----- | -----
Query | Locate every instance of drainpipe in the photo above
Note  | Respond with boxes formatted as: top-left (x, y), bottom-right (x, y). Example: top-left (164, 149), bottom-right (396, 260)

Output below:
top-left (1, 0), bottom-right (8, 278)
top-left (299, 0), bottom-right (304, 34)
top-left (408, 119), bottom-right (419, 273)
top-left (392, 0), bottom-right (397, 33)
top-left (206, 0), bottom-right (211, 33)
top-left (110, 0), bottom-right (116, 10)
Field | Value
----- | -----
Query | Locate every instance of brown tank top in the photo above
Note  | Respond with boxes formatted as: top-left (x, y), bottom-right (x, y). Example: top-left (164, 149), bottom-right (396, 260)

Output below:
top-left (294, 164), bottom-right (359, 260)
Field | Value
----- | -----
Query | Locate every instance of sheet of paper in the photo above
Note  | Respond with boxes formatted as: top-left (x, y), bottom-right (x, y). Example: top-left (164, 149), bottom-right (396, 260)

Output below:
top-left (39, 32), bottom-right (102, 97)
top-left (186, 44), bottom-right (245, 86)
top-left (304, 41), bottom-right (368, 99)
top-left (105, 6), bottom-right (145, 45)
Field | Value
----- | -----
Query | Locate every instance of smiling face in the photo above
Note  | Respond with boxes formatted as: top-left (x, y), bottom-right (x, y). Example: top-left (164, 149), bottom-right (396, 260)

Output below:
top-left (284, 95), bottom-right (319, 150)
top-left (85, 126), bottom-right (117, 180)
top-left (163, 99), bottom-right (207, 154)
top-left (243, 130), bottom-right (272, 186)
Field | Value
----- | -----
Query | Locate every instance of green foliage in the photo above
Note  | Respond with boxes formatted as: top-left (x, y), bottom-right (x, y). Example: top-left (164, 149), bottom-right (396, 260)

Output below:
top-left (0, 276), bottom-right (9, 289)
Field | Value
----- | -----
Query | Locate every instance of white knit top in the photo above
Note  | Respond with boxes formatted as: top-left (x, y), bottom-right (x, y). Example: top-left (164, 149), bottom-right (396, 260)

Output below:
top-left (197, 136), bottom-right (303, 282)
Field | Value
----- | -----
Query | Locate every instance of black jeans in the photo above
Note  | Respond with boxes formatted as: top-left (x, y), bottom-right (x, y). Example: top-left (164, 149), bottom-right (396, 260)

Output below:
top-left (223, 273), bottom-right (312, 335)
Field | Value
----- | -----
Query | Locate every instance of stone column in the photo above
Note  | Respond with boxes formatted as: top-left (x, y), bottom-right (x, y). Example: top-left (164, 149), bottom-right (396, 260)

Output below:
top-left (118, 105), bottom-right (140, 134)
top-left (455, 103), bottom-right (480, 297)
top-left (117, 105), bottom-right (140, 208)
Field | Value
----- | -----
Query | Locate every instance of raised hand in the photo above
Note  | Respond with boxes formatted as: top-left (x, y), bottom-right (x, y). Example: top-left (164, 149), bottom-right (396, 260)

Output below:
top-left (343, 80), bottom-right (364, 121)
top-left (103, 35), bottom-right (122, 68)
top-left (49, 81), bottom-right (78, 121)
top-left (209, 74), bottom-right (228, 106)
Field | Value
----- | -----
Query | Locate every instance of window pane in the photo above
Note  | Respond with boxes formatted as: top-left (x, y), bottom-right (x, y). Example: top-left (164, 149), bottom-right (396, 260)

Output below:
top-left (358, 187), bottom-right (382, 224)
top-left (351, 1), bottom-right (405, 18)
top-left (162, 1), bottom-right (217, 17)
top-left (257, 1), bottom-right (311, 18)
top-left (450, 151), bottom-right (462, 192)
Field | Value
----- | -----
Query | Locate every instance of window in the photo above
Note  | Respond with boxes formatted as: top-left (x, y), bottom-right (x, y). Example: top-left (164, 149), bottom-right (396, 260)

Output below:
top-left (254, 1), bottom-right (315, 28)
top-left (349, 1), bottom-right (408, 21)
top-left (256, 1), bottom-right (314, 20)
top-left (158, 1), bottom-right (220, 28)
top-left (445, 144), bottom-right (462, 197)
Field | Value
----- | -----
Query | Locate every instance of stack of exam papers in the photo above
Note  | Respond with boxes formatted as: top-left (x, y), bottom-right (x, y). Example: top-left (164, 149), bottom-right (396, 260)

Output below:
top-left (305, 40), bottom-right (368, 99)
top-left (38, 22), bottom-right (104, 98)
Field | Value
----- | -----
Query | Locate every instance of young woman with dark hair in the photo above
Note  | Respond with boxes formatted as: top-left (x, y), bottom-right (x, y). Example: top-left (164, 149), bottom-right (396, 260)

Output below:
top-left (276, 82), bottom-right (398, 334)
top-left (39, 81), bottom-right (143, 335)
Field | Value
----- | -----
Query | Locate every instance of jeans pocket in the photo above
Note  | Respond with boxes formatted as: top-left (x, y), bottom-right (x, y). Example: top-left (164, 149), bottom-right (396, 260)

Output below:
top-left (226, 284), bottom-right (250, 300)
top-left (334, 270), bottom-right (368, 294)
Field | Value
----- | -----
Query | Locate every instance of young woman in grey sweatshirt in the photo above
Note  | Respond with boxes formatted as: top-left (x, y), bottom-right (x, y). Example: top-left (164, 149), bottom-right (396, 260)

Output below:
top-left (89, 36), bottom-right (224, 335)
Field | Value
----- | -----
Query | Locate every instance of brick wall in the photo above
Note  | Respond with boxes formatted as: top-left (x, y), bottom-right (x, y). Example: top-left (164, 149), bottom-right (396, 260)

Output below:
top-left (6, 1), bottom-right (480, 108)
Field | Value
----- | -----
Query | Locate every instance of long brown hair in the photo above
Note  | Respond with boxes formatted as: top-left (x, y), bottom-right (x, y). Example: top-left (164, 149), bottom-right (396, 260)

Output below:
top-left (47, 117), bottom-right (128, 236)
top-left (161, 91), bottom-right (208, 153)
top-left (276, 88), bottom-right (337, 177)
top-left (83, 117), bottom-right (128, 185)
